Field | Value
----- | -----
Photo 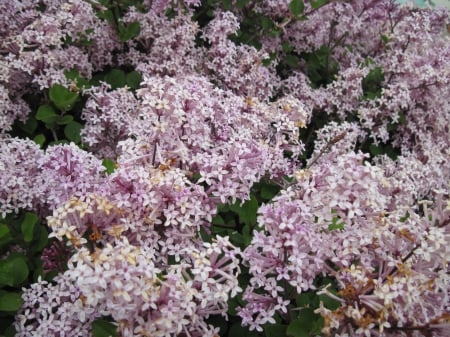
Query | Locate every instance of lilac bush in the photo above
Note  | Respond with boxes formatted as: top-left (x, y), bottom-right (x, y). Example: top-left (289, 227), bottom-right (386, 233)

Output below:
top-left (0, 0), bottom-right (449, 336)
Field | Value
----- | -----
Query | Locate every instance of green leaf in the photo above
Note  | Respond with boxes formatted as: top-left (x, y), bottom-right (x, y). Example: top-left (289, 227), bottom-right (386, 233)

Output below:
top-left (206, 315), bottom-right (228, 335)
top-left (400, 211), bottom-right (410, 222)
top-left (242, 224), bottom-right (253, 245)
top-left (64, 69), bottom-right (91, 90)
top-left (295, 292), bottom-right (316, 307)
top-left (33, 134), bottom-right (46, 147)
top-left (289, 0), bottom-right (305, 16)
top-left (36, 105), bottom-right (58, 124)
top-left (0, 254), bottom-right (29, 287)
top-left (362, 66), bottom-right (384, 99)
top-left (380, 34), bottom-right (390, 44)
top-left (96, 9), bottom-right (115, 25)
top-left (56, 115), bottom-right (74, 125)
top-left (282, 42), bottom-right (294, 53)
top-left (369, 144), bottom-right (383, 156)
top-left (260, 183), bottom-right (281, 201)
top-left (30, 228), bottom-right (49, 255)
top-left (310, 0), bottom-right (328, 9)
top-left (3, 324), bottom-right (16, 337)
top-left (104, 69), bottom-right (126, 90)
top-left (126, 71), bottom-right (142, 90)
top-left (21, 212), bottom-right (38, 243)
top-left (0, 224), bottom-right (13, 250)
top-left (261, 16), bottom-right (274, 31)
top-left (118, 21), bottom-right (140, 42)
top-left (229, 194), bottom-right (258, 226)
top-left (92, 318), bottom-right (118, 337)
top-left (221, 0), bottom-right (232, 10)
top-left (212, 214), bottom-right (225, 226)
top-left (0, 224), bottom-right (10, 239)
top-left (265, 324), bottom-right (288, 337)
top-left (236, 0), bottom-right (251, 9)
top-left (64, 121), bottom-right (83, 143)
top-left (318, 293), bottom-right (341, 310)
top-left (49, 84), bottom-right (79, 110)
top-left (287, 308), bottom-right (321, 337)
top-left (284, 54), bottom-right (300, 68)
top-left (301, 45), bottom-right (339, 87)
top-left (227, 322), bottom-right (259, 337)
top-left (0, 291), bottom-right (23, 312)
top-left (229, 231), bottom-right (246, 247)
top-left (18, 116), bottom-right (38, 134)
top-left (328, 216), bottom-right (345, 231)
top-left (102, 159), bottom-right (116, 175)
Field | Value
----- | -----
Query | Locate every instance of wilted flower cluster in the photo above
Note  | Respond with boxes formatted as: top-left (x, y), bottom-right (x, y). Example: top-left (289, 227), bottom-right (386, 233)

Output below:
top-left (0, 0), bottom-right (449, 337)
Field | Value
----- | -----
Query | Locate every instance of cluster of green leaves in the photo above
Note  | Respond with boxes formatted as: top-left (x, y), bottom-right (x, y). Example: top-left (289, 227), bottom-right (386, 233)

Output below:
top-left (207, 179), bottom-right (280, 248)
top-left (0, 212), bottom-right (49, 337)
top-left (12, 68), bottom-right (142, 150)
top-left (13, 80), bottom-right (83, 148)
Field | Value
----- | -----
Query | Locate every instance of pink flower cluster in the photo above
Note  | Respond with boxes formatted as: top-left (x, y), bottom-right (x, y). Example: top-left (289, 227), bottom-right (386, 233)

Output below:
top-left (0, 0), bottom-right (448, 337)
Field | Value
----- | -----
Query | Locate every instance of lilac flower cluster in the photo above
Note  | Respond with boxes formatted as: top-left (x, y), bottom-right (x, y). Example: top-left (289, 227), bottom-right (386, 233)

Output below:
top-left (0, 138), bottom-right (44, 217)
top-left (0, 0), bottom-right (448, 336)
top-left (38, 191), bottom-right (241, 336)
top-left (241, 151), bottom-right (450, 335)
top-left (15, 274), bottom-right (100, 337)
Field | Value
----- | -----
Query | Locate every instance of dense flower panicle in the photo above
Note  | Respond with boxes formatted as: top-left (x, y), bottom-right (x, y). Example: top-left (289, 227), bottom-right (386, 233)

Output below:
top-left (111, 74), bottom-right (305, 204)
top-left (122, 9), bottom-right (201, 76)
top-left (15, 274), bottom-right (102, 337)
top-left (81, 84), bottom-right (140, 158)
top-left (241, 152), bottom-right (450, 335)
top-left (201, 11), bottom-right (280, 100)
top-left (0, 85), bottom-right (31, 133)
top-left (0, 137), bottom-right (44, 217)
top-left (1, 0), bottom-right (120, 94)
top-left (40, 164), bottom-right (242, 336)
top-left (0, 0), bottom-right (38, 38)
top-left (38, 143), bottom-right (106, 211)
top-left (102, 163), bottom-right (217, 259)
top-left (27, 233), bottom-right (241, 337)
top-left (240, 152), bottom-right (387, 330)
top-left (378, 147), bottom-right (450, 208)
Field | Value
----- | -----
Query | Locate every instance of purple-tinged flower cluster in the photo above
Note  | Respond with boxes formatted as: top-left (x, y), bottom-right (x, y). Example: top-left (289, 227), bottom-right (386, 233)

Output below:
top-left (1, 0), bottom-right (449, 336)
top-left (25, 188), bottom-right (241, 336)
top-left (15, 274), bottom-right (102, 337)
top-left (83, 74), bottom-right (308, 204)
top-left (38, 143), bottom-right (106, 211)
top-left (0, 137), bottom-right (44, 217)
top-left (81, 84), bottom-right (140, 159)
top-left (240, 150), bottom-right (450, 335)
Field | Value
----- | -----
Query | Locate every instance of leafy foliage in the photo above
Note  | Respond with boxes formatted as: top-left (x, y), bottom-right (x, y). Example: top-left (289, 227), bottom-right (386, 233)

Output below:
top-left (0, 212), bottom-right (48, 336)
